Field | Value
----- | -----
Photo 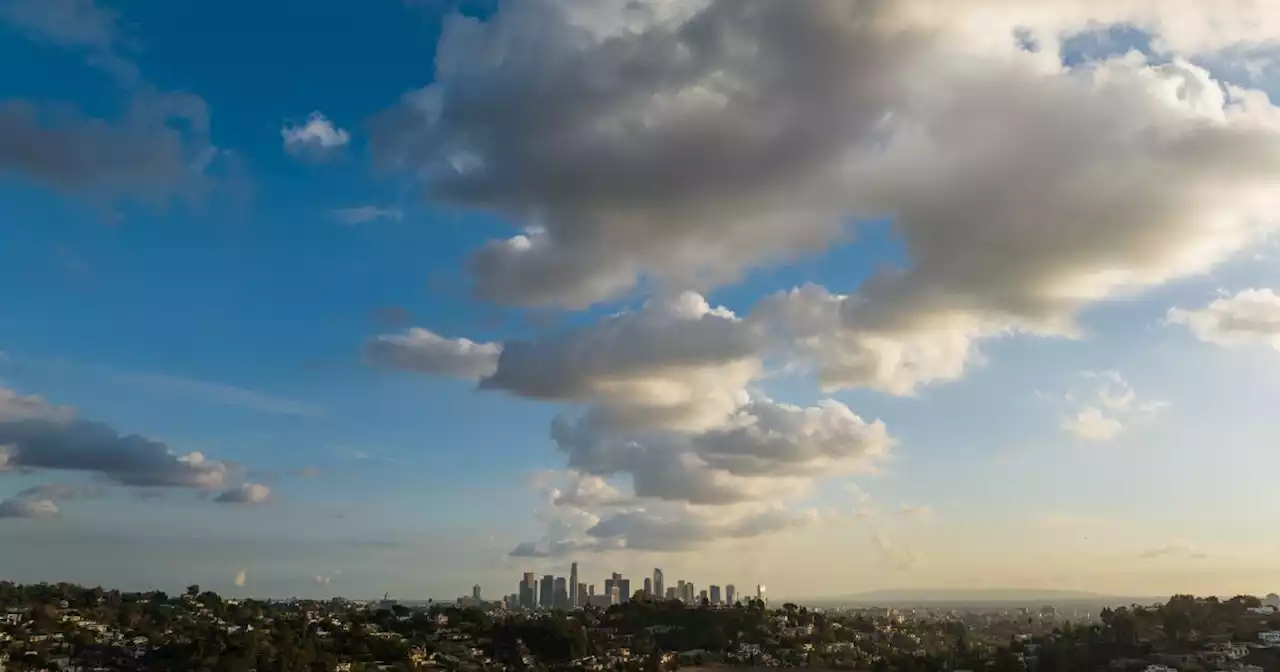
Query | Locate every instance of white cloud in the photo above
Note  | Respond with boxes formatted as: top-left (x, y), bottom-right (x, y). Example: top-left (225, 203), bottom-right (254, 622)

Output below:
top-left (550, 472), bottom-right (628, 508)
top-left (214, 483), bottom-right (271, 504)
top-left (0, 388), bottom-right (75, 422)
top-left (872, 532), bottom-right (921, 572)
top-left (363, 328), bottom-right (502, 380)
top-left (1060, 371), bottom-right (1166, 441)
top-left (282, 111), bottom-right (349, 156)
top-left (1167, 288), bottom-right (1280, 349)
top-left (899, 504), bottom-right (933, 519)
top-left (1062, 407), bottom-right (1124, 441)
top-left (233, 569), bottom-right (247, 587)
top-left (1140, 541), bottom-right (1209, 559)
top-left (331, 205), bottom-right (404, 225)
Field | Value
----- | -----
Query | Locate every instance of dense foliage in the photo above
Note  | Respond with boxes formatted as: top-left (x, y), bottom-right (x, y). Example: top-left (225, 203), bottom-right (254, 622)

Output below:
top-left (2, 582), bottom-right (1279, 671)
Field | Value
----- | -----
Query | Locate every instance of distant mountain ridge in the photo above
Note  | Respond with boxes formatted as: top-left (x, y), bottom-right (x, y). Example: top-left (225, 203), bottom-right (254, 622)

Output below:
top-left (793, 588), bottom-right (1156, 604)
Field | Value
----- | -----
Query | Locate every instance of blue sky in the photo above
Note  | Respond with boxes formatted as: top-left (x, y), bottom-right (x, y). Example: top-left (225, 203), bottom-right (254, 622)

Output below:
top-left (3, 0), bottom-right (1280, 600)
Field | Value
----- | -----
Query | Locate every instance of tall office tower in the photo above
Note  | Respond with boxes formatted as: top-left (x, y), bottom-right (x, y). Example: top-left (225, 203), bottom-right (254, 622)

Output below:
top-left (603, 574), bottom-right (615, 600)
top-left (653, 568), bottom-right (664, 600)
top-left (710, 585), bottom-right (721, 605)
top-left (540, 575), bottom-right (555, 608)
top-left (521, 572), bottom-right (537, 609)
top-left (676, 580), bottom-right (687, 602)
top-left (685, 582), bottom-right (696, 603)
top-left (589, 584), bottom-right (596, 596)
top-left (726, 584), bottom-right (736, 605)
top-left (619, 578), bottom-right (631, 603)
top-left (577, 583), bottom-right (588, 607)
top-left (665, 587), bottom-right (677, 600)
top-left (699, 589), bottom-right (709, 604)
top-left (757, 584), bottom-right (767, 603)
top-left (554, 577), bottom-right (568, 609)
top-left (609, 585), bottom-right (621, 605)
top-left (569, 562), bottom-right (578, 608)
top-left (473, 585), bottom-right (482, 600)
top-left (643, 578), bottom-right (652, 597)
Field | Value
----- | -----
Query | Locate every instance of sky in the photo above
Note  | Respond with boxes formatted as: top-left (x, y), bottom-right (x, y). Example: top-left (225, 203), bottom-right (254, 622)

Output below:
top-left (2, 0), bottom-right (1280, 602)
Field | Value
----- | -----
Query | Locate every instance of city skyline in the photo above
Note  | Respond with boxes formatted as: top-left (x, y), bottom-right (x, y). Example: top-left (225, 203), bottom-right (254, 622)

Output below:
top-left (3, 0), bottom-right (1280, 602)
top-left (494, 565), bottom-right (761, 609)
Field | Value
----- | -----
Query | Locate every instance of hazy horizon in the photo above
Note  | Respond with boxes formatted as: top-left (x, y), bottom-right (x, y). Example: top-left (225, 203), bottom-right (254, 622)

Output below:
top-left (3, 0), bottom-right (1280, 601)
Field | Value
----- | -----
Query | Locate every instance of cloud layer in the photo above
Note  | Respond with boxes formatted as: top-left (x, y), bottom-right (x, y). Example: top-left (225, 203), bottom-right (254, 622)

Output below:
top-left (363, 0), bottom-right (1280, 555)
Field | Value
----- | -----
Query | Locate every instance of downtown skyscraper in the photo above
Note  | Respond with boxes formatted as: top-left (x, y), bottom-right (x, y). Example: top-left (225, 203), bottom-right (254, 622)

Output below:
top-left (520, 572), bottom-right (537, 609)
top-left (569, 562), bottom-right (578, 608)
top-left (653, 568), bottom-right (664, 599)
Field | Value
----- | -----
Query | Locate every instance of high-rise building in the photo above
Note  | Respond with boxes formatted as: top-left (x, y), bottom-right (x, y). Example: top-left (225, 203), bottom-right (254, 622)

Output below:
top-left (554, 577), bottom-right (568, 609)
top-left (726, 584), bottom-right (736, 605)
top-left (609, 585), bottom-right (620, 605)
top-left (577, 582), bottom-right (588, 607)
top-left (643, 578), bottom-right (652, 597)
top-left (683, 582), bottom-right (696, 603)
top-left (757, 584), bottom-right (767, 603)
top-left (665, 587), bottom-right (677, 600)
top-left (473, 584), bottom-right (482, 600)
top-left (540, 575), bottom-right (555, 608)
top-left (569, 562), bottom-right (579, 608)
top-left (699, 589), bottom-right (708, 604)
top-left (604, 572), bottom-right (631, 604)
top-left (676, 580), bottom-right (686, 602)
top-left (653, 568), bottom-right (664, 600)
top-left (709, 585), bottom-right (721, 605)
top-left (521, 572), bottom-right (537, 609)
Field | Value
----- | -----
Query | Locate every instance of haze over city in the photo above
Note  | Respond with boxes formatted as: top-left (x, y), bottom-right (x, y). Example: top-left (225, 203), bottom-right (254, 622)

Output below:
top-left (4, 0), bottom-right (1280, 604)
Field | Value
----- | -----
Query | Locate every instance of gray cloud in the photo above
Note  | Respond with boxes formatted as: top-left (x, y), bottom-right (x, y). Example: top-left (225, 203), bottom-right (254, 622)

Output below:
top-left (586, 507), bottom-right (816, 552)
top-left (0, 1), bottom-right (223, 204)
top-left (0, 387), bottom-right (239, 492)
top-left (372, 0), bottom-right (919, 307)
top-left (1139, 542), bottom-right (1208, 559)
top-left (378, 0), bottom-right (1280, 556)
top-left (0, 0), bottom-right (137, 82)
top-left (550, 396), bottom-right (890, 506)
top-left (332, 205), bottom-right (404, 225)
top-left (374, 0), bottom-right (1280, 396)
top-left (373, 0), bottom-right (1280, 313)
top-left (0, 497), bottom-right (59, 520)
top-left (0, 482), bottom-right (102, 521)
top-left (510, 503), bottom-right (815, 556)
top-left (1166, 288), bottom-right (1280, 349)
top-left (214, 483), bottom-right (271, 504)
top-left (0, 418), bottom-right (236, 489)
top-left (0, 93), bottom-right (215, 204)
top-left (482, 291), bottom-right (761, 432)
top-left (364, 328), bottom-right (502, 380)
